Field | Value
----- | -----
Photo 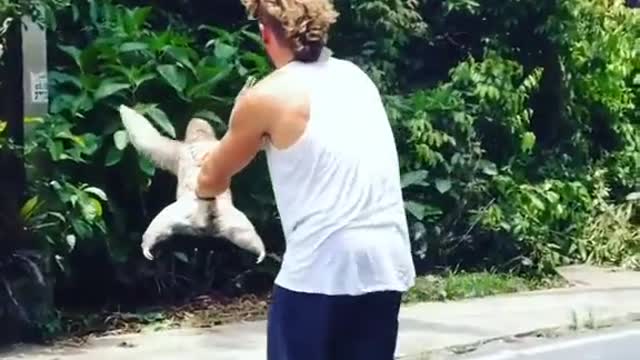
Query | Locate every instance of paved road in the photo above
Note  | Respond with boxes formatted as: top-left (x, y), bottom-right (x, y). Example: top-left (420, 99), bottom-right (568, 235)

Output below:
top-left (460, 326), bottom-right (640, 360)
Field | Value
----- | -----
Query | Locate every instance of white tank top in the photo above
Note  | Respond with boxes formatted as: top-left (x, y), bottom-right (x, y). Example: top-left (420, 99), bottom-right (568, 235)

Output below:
top-left (264, 50), bottom-right (416, 296)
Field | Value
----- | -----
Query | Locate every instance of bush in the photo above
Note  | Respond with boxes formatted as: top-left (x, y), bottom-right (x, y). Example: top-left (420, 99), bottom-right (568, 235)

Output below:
top-left (388, 50), bottom-right (543, 271)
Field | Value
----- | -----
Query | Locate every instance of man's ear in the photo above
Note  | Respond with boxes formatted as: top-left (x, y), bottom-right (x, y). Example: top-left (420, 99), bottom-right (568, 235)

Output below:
top-left (259, 23), bottom-right (271, 46)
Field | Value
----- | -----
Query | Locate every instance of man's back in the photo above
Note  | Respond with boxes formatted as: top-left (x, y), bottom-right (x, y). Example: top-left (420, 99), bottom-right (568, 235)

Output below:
top-left (262, 50), bottom-right (416, 296)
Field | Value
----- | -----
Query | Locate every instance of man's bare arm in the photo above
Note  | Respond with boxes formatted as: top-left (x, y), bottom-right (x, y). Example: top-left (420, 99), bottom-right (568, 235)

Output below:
top-left (195, 93), bottom-right (271, 199)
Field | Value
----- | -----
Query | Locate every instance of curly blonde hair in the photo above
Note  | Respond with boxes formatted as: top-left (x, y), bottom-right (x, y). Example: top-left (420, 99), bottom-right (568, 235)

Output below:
top-left (241, 0), bottom-right (339, 62)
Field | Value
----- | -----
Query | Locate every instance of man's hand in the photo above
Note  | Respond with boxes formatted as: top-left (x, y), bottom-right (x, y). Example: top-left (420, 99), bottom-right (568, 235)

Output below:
top-left (197, 151), bottom-right (208, 167)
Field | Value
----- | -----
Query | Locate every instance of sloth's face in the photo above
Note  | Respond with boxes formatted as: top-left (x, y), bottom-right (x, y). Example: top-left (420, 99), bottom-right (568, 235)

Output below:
top-left (185, 118), bottom-right (216, 142)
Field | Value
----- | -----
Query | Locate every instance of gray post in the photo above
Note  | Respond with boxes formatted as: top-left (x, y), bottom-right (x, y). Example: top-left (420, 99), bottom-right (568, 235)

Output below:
top-left (3, 14), bottom-right (49, 202)
top-left (4, 20), bottom-right (26, 201)
top-left (21, 15), bottom-right (49, 121)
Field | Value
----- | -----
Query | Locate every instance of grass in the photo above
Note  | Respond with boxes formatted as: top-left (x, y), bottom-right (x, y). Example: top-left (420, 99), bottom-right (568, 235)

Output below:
top-left (44, 293), bottom-right (271, 344)
top-left (402, 271), bottom-right (567, 304)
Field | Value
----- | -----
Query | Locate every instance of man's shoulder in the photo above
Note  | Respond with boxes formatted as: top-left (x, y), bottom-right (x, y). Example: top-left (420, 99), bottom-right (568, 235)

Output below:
top-left (324, 56), bottom-right (380, 95)
top-left (246, 70), bottom-right (308, 111)
top-left (251, 70), bottom-right (293, 96)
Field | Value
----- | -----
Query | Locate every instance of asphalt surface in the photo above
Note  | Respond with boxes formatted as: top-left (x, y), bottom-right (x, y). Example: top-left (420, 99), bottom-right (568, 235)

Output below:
top-left (459, 326), bottom-right (640, 360)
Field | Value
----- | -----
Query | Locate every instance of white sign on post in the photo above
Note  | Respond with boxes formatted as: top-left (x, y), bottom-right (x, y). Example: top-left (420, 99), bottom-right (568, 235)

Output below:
top-left (21, 15), bottom-right (49, 118)
top-left (30, 71), bottom-right (48, 104)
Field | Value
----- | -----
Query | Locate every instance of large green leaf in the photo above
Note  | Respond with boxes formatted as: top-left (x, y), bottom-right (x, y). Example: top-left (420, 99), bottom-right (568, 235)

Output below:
top-left (81, 198), bottom-right (103, 221)
top-left (214, 42), bottom-right (237, 60)
top-left (105, 146), bottom-right (124, 166)
top-left (94, 83), bottom-right (131, 101)
top-left (113, 130), bottom-right (129, 150)
top-left (146, 107), bottom-right (176, 138)
top-left (133, 73), bottom-right (156, 88)
top-left (527, 193), bottom-right (545, 211)
top-left (166, 46), bottom-right (197, 74)
top-left (66, 234), bottom-right (77, 251)
top-left (405, 200), bottom-right (426, 220)
top-left (435, 178), bottom-right (452, 194)
top-left (84, 187), bottom-right (108, 201)
top-left (521, 132), bottom-right (536, 153)
top-left (174, 252), bottom-right (189, 263)
top-left (49, 71), bottom-right (82, 88)
top-left (58, 45), bottom-right (83, 70)
top-left (241, 29), bottom-right (264, 46)
top-left (20, 196), bottom-right (41, 220)
top-left (139, 155), bottom-right (156, 177)
top-left (401, 170), bottom-right (429, 188)
top-left (157, 64), bottom-right (187, 93)
top-left (71, 218), bottom-right (93, 240)
top-left (186, 66), bottom-right (232, 99)
top-left (119, 42), bottom-right (149, 53)
top-left (193, 110), bottom-right (225, 126)
top-left (78, 133), bottom-right (101, 155)
top-left (47, 140), bottom-right (65, 161)
top-left (478, 160), bottom-right (498, 176)
top-left (50, 94), bottom-right (77, 114)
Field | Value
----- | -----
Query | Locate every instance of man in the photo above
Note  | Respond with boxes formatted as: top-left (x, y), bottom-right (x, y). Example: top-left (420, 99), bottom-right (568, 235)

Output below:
top-left (196, 0), bottom-right (416, 359)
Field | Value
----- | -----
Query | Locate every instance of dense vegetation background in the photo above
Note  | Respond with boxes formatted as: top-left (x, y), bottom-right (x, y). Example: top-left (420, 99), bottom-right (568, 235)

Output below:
top-left (1, 0), bottom-right (639, 344)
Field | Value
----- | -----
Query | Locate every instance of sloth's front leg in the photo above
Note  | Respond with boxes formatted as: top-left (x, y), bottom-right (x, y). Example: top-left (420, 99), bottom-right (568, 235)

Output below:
top-left (141, 197), bottom-right (209, 260)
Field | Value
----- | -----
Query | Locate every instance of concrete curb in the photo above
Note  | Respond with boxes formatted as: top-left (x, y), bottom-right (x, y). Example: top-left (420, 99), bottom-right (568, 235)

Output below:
top-left (396, 306), bottom-right (640, 360)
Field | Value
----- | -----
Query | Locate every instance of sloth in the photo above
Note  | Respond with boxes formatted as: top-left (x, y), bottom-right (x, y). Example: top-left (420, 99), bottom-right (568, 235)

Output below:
top-left (118, 104), bottom-right (266, 264)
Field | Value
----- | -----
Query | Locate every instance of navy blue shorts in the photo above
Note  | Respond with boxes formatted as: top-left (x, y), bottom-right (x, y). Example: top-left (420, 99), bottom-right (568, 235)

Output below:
top-left (266, 285), bottom-right (402, 360)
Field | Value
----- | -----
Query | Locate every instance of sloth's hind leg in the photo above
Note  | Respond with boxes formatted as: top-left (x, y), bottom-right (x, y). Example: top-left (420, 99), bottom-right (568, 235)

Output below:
top-left (214, 199), bottom-right (267, 264)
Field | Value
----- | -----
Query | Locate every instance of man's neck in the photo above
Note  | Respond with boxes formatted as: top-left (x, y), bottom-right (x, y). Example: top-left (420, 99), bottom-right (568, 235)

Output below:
top-left (271, 51), bottom-right (295, 69)
top-left (270, 47), bottom-right (332, 69)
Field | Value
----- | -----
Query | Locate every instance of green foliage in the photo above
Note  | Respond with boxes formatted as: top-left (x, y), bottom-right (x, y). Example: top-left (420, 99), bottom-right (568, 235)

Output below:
top-left (543, 0), bottom-right (640, 191)
top-left (572, 170), bottom-right (640, 269)
top-left (0, 121), bottom-right (6, 147)
top-left (390, 51), bottom-right (543, 267)
top-left (380, 0), bottom-right (639, 275)
top-left (476, 175), bottom-right (593, 272)
top-left (0, 0), bottom-right (69, 34)
top-left (46, 1), bottom-right (266, 167)
top-left (546, 0), bottom-right (639, 122)
top-left (332, 0), bottom-right (428, 91)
